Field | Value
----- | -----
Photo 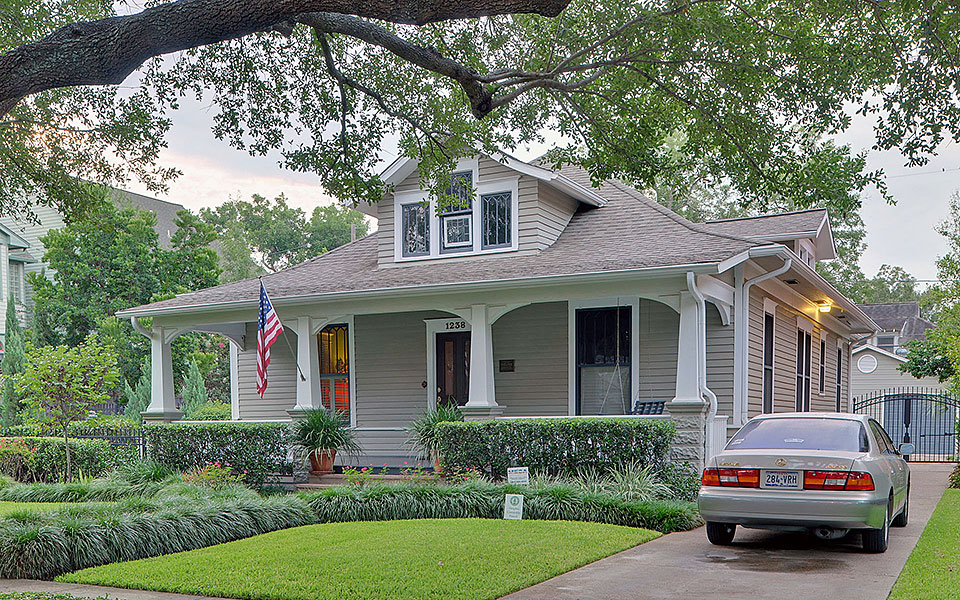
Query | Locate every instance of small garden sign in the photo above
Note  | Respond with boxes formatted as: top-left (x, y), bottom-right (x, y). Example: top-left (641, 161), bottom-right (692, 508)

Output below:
top-left (504, 494), bottom-right (524, 520)
top-left (507, 466), bottom-right (529, 485)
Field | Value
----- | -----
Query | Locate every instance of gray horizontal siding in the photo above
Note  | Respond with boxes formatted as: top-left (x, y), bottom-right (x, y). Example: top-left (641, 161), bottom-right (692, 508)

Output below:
top-left (638, 299), bottom-right (679, 403)
top-left (706, 303), bottom-right (734, 418)
top-left (493, 302), bottom-right (568, 416)
top-left (236, 322), bottom-right (297, 420)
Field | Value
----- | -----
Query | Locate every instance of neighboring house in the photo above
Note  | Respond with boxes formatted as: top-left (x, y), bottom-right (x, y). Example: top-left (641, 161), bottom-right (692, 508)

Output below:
top-left (851, 302), bottom-right (944, 398)
top-left (855, 301), bottom-right (935, 356)
top-left (119, 154), bottom-right (878, 468)
top-left (0, 189), bottom-right (185, 351)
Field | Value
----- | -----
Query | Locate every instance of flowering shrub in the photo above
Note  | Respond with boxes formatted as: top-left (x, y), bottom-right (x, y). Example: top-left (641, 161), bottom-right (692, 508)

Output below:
top-left (343, 463), bottom-right (389, 486)
top-left (182, 462), bottom-right (245, 487)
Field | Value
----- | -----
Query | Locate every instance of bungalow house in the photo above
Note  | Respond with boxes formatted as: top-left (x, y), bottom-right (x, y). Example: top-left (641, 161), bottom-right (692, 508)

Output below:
top-left (118, 154), bottom-right (878, 468)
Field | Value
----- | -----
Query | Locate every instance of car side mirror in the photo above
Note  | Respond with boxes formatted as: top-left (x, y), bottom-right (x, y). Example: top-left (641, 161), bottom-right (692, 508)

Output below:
top-left (898, 443), bottom-right (915, 456)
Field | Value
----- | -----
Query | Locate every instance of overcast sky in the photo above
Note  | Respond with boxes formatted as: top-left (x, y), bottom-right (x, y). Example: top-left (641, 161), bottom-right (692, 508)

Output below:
top-left (123, 96), bottom-right (959, 283)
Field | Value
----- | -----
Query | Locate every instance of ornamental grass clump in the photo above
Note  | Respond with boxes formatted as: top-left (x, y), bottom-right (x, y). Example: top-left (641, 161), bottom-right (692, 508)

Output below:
top-left (299, 480), bottom-right (701, 533)
top-left (0, 478), bottom-right (316, 580)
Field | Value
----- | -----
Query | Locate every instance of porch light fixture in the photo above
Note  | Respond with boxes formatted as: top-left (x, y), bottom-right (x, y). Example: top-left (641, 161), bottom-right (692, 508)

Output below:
top-left (817, 301), bottom-right (832, 313)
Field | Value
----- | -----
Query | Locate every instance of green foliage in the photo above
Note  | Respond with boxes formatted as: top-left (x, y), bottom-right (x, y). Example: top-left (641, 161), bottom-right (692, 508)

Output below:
top-left (290, 409), bottom-right (361, 459)
top-left (178, 360), bottom-right (208, 416)
top-left (59, 519), bottom-right (657, 600)
top-left (0, 437), bottom-right (114, 483)
top-left (950, 465), bottom-right (960, 490)
top-left (407, 405), bottom-right (464, 460)
top-left (123, 357), bottom-right (151, 422)
top-left (0, 593), bottom-right (111, 600)
top-left (299, 480), bottom-right (701, 534)
top-left (184, 402), bottom-right (232, 421)
top-left (842, 264), bottom-right (923, 306)
top-left (182, 463), bottom-right (244, 487)
top-left (889, 490), bottom-right (960, 599)
top-left (1, 300), bottom-right (25, 426)
top-left (0, 478), bottom-right (315, 580)
top-left (15, 337), bottom-right (120, 481)
top-left (200, 195), bottom-right (369, 277)
top-left (435, 418), bottom-right (675, 478)
top-left (900, 339), bottom-right (956, 382)
top-left (143, 422), bottom-right (293, 485)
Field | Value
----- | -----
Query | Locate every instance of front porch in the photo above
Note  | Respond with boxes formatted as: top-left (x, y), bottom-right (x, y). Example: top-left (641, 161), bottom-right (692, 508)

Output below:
top-left (134, 273), bottom-right (734, 468)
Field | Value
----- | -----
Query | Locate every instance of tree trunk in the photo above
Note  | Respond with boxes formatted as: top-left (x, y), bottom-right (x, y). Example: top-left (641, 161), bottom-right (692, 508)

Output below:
top-left (63, 429), bottom-right (72, 483)
top-left (0, 0), bottom-right (569, 117)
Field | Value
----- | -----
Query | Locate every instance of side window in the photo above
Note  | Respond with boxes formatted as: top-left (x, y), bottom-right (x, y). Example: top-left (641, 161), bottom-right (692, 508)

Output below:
top-left (869, 420), bottom-right (893, 453)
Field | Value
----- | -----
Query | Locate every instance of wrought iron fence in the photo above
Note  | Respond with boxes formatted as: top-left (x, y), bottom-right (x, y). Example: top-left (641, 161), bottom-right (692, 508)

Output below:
top-left (854, 387), bottom-right (960, 463)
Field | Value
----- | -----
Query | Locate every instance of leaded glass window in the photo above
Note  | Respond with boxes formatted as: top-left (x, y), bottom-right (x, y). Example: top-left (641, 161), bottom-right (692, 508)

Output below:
top-left (481, 192), bottom-right (512, 249)
top-left (401, 202), bottom-right (429, 256)
top-left (445, 171), bottom-right (473, 209)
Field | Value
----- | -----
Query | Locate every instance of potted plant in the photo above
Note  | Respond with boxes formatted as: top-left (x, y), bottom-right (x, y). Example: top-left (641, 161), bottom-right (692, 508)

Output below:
top-left (407, 405), bottom-right (464, 471)
top-left (292, 408), bottom-right (361, 475)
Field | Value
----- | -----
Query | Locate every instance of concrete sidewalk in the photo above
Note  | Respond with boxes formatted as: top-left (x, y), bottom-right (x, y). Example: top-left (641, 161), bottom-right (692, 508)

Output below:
top-left (0, 579), bottom-right (229, 599)
top-left (505, 462), bottom-right (954, 600)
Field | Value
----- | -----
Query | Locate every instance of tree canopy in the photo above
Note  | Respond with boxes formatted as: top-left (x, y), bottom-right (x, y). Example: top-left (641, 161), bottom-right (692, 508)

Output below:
top-left (4, 0), bottom-right (960, 220)
top-left (200, 195), bottom-right (369, 277)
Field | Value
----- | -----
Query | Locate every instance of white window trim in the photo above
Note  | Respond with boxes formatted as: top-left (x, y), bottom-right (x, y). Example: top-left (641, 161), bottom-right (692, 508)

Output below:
top-left (316, 317), bottom-right (357, 427)
top-left (393, 157), bottom-right (519, 262)
top-left (761, 305), bottom-right (776, 414)
top-left (796, 315), bottom-right (814, 334)
top-left (424, 316), bottom-right (472, 411)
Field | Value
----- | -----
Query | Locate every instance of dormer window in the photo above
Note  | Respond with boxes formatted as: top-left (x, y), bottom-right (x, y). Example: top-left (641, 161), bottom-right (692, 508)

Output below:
top-left (393, 158), bottom-right (518, 262)
top-left (441, 171), bottom-right (473, 252)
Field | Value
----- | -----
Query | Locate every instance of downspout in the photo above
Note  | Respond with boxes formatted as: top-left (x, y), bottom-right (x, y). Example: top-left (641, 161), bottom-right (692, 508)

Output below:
top-left (687, 272), bottom-right (718, 462)
top-left (734, 249), bottom-right (792, 426)
top-left (130, 317), bottom-right (156, 340)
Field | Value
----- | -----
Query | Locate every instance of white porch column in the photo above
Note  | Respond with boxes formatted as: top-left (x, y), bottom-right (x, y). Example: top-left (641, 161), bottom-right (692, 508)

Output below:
top-left (671, 291), bottom-right (704, 404)
top-left (461, 304), bottom-right (502, 421)
top-left (665, 291), bottom-right (708, 468)
top-left (288, 316), bottom-right (321, 419)
top-left (142, 328), bottom-right (181, 422)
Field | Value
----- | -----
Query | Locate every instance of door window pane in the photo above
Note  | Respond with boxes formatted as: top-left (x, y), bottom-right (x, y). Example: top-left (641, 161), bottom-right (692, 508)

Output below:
top-left (481, 192), bottom-right (512, 249)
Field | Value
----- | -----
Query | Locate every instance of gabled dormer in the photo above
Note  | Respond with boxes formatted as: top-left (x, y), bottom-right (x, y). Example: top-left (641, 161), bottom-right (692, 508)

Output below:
top-left (358, 154), bottom-right (607, 266)
top-left (704, 209), bottom-right (836, 268)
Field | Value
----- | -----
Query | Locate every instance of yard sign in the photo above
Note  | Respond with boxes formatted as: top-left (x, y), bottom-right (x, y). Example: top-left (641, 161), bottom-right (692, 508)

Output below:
top-left (504, 494), bottom-right (524, 520)
top-left (507, 466), bottom-right (529, 485)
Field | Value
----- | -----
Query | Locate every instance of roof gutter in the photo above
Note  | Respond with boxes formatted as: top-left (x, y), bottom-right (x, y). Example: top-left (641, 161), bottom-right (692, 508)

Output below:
top-left (117, 260), bottom-right (724, 319)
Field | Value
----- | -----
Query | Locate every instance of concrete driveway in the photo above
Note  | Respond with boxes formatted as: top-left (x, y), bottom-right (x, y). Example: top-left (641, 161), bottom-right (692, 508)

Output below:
top-left (505, 463), bottom-right (954, 600)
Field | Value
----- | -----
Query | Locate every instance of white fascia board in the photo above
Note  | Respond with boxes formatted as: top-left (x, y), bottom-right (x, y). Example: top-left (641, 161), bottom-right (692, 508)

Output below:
top-left (751, 244), bottom-right (879, 334)
top-left (492, 153), bottom-right (607, 207)
top-left (852, 344), bottom-right (907, 363)
top-left (117, 260), bottom-right (721, 319)
top-left (815, 213), bottom-right (838, 260)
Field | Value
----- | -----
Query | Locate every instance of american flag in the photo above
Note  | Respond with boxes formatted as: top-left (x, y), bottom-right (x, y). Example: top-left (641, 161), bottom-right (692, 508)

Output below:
top-left (257, 281), bottom-right (284, 398)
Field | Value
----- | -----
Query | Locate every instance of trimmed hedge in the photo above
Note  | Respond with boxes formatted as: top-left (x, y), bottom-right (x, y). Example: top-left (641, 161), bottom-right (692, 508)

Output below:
top-left (299, 481), bottom-right (701, 534)
top-left (436, 418), bottom-right (676, 478)
top-left (0, 437), bottom-right (119, 483)
top-left (144, 422), bottom-right (293, 485)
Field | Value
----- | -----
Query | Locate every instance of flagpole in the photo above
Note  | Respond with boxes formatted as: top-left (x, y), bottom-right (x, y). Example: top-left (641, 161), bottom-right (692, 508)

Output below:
top-left (260, 277), bottom-right (307, 382)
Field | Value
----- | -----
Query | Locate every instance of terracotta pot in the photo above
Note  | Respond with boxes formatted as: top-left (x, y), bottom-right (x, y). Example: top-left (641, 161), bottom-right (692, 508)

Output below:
top-left (309, 449), bottom-right (337, 475)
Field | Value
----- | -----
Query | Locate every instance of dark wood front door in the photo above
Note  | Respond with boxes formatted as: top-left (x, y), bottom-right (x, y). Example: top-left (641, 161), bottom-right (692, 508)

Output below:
top-left (436, 332), bottom-right (470, 407)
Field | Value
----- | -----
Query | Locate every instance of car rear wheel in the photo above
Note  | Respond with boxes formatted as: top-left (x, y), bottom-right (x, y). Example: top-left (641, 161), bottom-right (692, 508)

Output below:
top-left (862, 501), bottom-right (891, 553)
top-left (706, 522), bottom-right (736, 545)
top-left (892, 485), bottom-right (909, 528)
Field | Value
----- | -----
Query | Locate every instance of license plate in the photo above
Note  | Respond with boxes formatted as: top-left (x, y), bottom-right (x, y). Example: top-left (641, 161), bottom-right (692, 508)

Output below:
top-left (761, 470), bottom-right (800, 489)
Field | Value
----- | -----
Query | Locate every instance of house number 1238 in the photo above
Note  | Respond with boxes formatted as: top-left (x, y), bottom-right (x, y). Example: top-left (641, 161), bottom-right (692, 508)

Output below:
top-left (445, 321), bottom-right (467, 330)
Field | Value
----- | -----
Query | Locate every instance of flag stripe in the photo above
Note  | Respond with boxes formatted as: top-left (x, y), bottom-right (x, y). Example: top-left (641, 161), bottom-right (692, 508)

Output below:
top-left (257, 281), bottom-right (284, 398)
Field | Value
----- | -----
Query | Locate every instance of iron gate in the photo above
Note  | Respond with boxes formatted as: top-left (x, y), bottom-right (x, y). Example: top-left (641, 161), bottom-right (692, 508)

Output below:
top-left (854, 387), bottom-right (960, 462)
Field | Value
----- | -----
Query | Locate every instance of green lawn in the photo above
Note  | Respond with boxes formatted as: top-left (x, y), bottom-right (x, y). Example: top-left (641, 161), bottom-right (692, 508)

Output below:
top-left (0, 501), bottom-right (72, 516)
top-left (890, 489), bottom-right (960, 599)
top-left (60, 518), bottom-right (659, 600)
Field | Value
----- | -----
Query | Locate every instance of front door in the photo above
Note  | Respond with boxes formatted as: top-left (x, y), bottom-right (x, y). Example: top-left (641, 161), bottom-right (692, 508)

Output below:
top-left (436, 332), bottom-right (470, 407)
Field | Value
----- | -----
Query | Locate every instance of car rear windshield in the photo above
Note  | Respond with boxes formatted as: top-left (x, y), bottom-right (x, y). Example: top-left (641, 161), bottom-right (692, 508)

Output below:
top-left (727, 418), bottom-right (869, 452)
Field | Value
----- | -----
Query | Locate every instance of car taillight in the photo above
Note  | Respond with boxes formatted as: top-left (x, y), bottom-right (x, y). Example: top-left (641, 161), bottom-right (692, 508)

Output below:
top-left (844, 471), bottom-right (876, 491)
top-left (701, 468), bottom-right (720, 486)
top-left (717, 468), bottom-right (760, 488)
top-left (803, 470), bottom-right (875, 491)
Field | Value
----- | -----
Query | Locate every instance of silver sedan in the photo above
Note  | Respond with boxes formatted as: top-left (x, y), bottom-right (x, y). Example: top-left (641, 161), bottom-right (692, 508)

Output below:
top-left (698, 412), bottom-right (911, 553)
